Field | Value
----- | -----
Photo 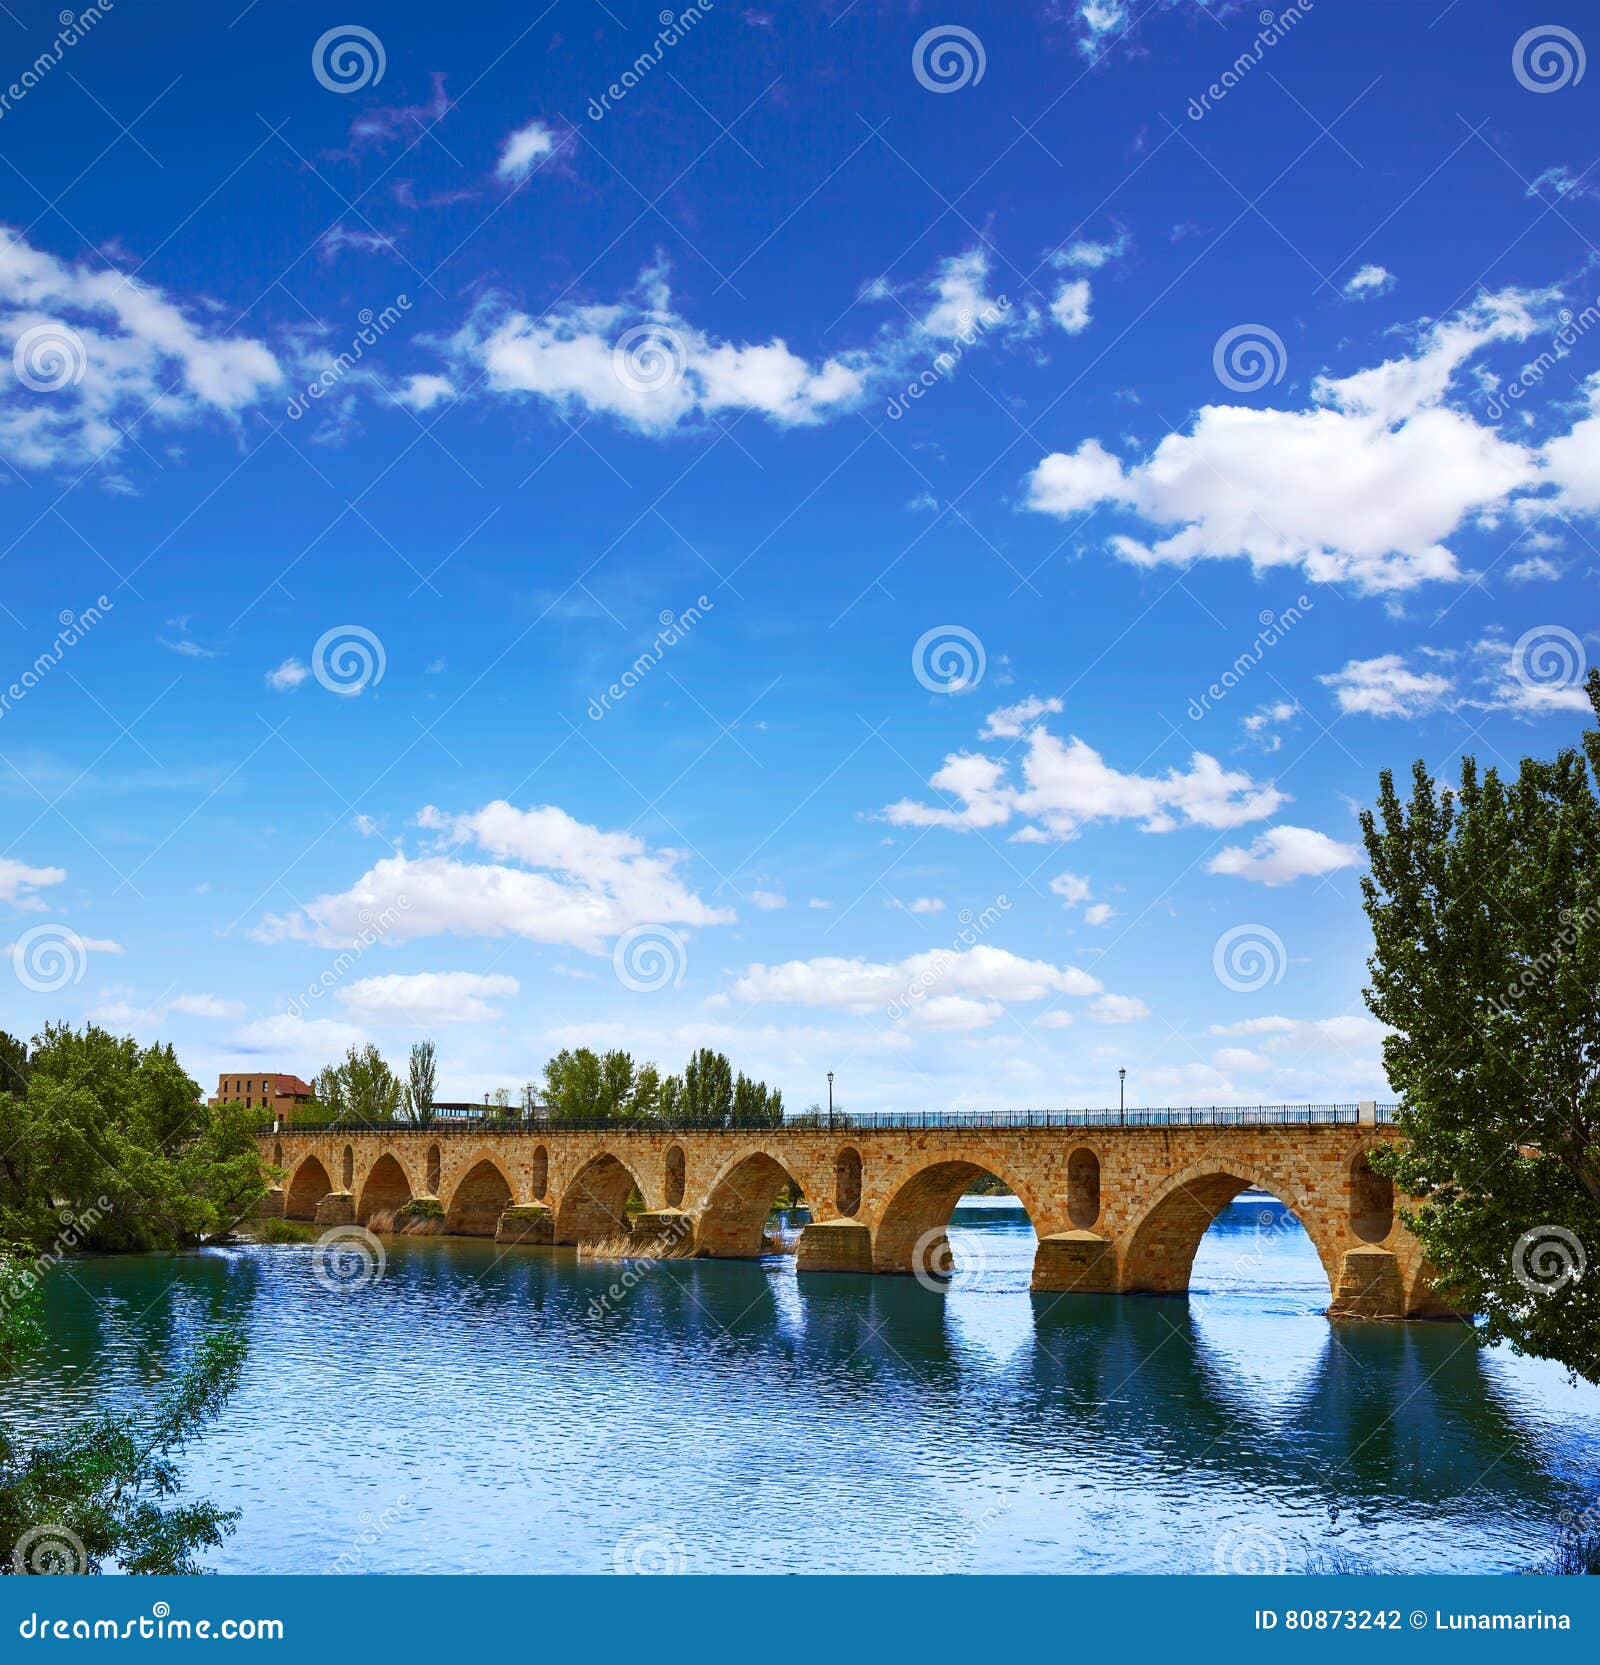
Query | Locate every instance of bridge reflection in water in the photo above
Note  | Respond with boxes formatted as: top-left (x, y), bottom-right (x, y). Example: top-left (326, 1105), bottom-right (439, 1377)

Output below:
top-left (13, 1195), bottom-right (1600, 1574)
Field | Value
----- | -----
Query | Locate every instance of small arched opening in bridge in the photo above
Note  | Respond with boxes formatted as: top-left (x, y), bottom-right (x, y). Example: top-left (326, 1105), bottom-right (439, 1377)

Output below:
top-left (341, 1144), bottom-right (354, 1191)
top-left (285, 1155), bottom-right (334, 1221)
top-left (698, 1151), bottom-right (805, 1259)
top-left (425, 1143), bottom-right (441, 1196)
top-left (1067, 1147), bottom-right (1100, 1229)
top-left (445, 1159), bottom-right (514, 1237)
top-left (834, 1145), bottom-right (861, 1217)
top-left (874, 1160), bottom-right (1036, 1283)
top-left (530, 1145), bottom-right (549, 1200)
top-left (1122, 1170), bottom-right (1336, 1307)
top-left (1350, 1150), bottom-right (1393, 1243)
top-left (358, 1153), bottom-right (413, 1228)
top-left (556, 1153), bottom-right (646, 1245)
top-left (664, 1145), bottom-right (686, 1209)
top-left (272, 1139), bottom-right (283, 1169)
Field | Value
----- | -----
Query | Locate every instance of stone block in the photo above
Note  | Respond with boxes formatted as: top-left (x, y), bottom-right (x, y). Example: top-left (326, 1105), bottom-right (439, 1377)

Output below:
top-left (1032, 1229), bottom-right (1115, 1293)
top-left (1329, 1246), bottom-right (1404, 1320)
top-left (314, 1191), bottom-right (355, 1227)
top-left (255, 1187), bottom-right (286, 1220)
top-left (496, 1203), bottom-right (554, 1245)
top-left (796, 1218), bottom-right (873, 1274)
top-left (631, 1208), bottom-right (695, 1250)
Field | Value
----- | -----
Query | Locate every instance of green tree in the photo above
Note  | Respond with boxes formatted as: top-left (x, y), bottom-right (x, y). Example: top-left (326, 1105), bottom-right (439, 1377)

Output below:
top-left (315, 1044), bottom-right (402, 1125)
top-left (0, 1026), bottom-right (270, 1252)
top-left (599, 1050), bottom-right (635, 1119)
top-left (1361, 671), bottom-right (1600, 1382)
top-left (632, 1063), bottom-right (663, 1122)
top-left (683, 1048), bottom-right (734, 1125)
top-left (404, 1040), bottom-right (437, 1127)
top-left (543, 1048), bottom-right (604, 1123)
top-left (0, 1253), bottom-right (249, 1575)
top-left (733, 1072), bottom-right (784, 1128)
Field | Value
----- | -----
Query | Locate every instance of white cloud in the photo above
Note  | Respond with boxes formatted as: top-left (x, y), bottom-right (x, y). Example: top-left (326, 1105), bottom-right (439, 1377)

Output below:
top-left (749, 889), bottom-right (787, 911)
top-left (1083, 901), bottom-right (1116, 926)
top-left (0, 856), bottom-right (66, 912)
top-left (1034, 1010), bottom-right (1075, 1029)
top-left (1024, 289), bottom-right (1548, 592)
top-left (1319, 653), bottom-right (1454, 717)
top-left (731, 944), bottom-right (1102, 1025)
top-left (1053, 234), bottom-right (1126, 271)
top-left (233, 1012), bottom-right (368, 1055)
top-left (1075, 0), bottom-right (1129, 56)
top-left (266, 657), bottom-right (309, 691)
top-left (392, 372), bottom-right (454, 411)
top-left (981, 695), bottom-right (1063, 738)
top-left (1050, 278), bottom-right (1092, 335)
top-left (1342, 264), bottom-right (1395, 300)
top-left (1089, 992), bottom-right (1148, 1024)
top-left (886, 710), bottom-right (1284, 840)
top-left (1242, 699), bottom-right (1299, 753)
top-left (1506, 554), bottom-right (1561, 582)
top-left (806, 897), bottom-right (832, 910)
top-left (338, 971), bottom-right (519, 1024)
top-left (169, 993), bottom-right (246, 1019)
top-left (0, 226), bottom-right (281, 471)
top-left (495, 119), bottom-right (557, 184)
top-left (444, 248), bottom-right (1023, 437)
top-left (255, 800), bottom-right (732, 954)
top-left (1541, 372), bottom-right (1600, 514)
top-left (1207, 825), bottom-right (1361, 886)
top-left (1050, 871), bottom-right (1092, 907)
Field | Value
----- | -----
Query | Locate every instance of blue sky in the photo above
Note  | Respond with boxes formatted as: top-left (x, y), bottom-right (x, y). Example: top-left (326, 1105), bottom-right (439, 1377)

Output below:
top-left (1, 0), bottom-right (1597, 1110)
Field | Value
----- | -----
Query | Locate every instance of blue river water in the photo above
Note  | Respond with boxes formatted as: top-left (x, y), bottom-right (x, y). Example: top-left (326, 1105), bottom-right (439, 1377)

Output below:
top-left (11, 1195), bottom-right (1600, 1575)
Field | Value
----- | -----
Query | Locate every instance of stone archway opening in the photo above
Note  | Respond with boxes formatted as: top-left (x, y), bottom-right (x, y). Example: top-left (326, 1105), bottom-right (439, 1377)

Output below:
top-left (358, 1152), bottom-right (413, 1228)
top-left (285, 1155), bottom-right (334, 1221)
top-left (664, 1145), bottom-right (686, 1210)
top-left (530, 1144), bottom-right (549, 1200)
top-left (341, 1144), bottom-right (354, 1191)
top-left (698, 1152), bottom-right (805, 1259)
top-left (425, 1143), bottom-right (441, 1195)
top-left (1123, 1172), bottom-right (1334, 1305)
top-left (874, 1160), bottom-right (1034, 1282)
top-left (1067, 1147), bottom-right (1100, 1229)
top-left (445, 1159), bottom-right (514, 1237)
top-left (556, 1153), bottom-right (646, 1245)
top-left (1350, 1150), bottom-right (1394, 1244)
top-left (834, 1145), bottom-right (861, 1217)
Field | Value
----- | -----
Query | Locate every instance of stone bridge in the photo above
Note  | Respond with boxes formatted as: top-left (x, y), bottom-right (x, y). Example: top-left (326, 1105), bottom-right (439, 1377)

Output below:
top-left (260, 1114), bottom-right (1450, 1322)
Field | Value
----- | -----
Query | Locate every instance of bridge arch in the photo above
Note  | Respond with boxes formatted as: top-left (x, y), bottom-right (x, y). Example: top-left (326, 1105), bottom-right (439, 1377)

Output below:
top-left (425, 1143), bottom-right (441, 1196)
top-left (445, 1156), bottom-right (514, 1237)
top-left (873, 1155), bottom-right (1043, 1277)
top-left (556, 1151), bottom-right (647, 1245)
top-left (1119, 1164), bottom-right (1339, 1300)
top-left (285, 1154), bottom-right (333, 1221)
top-left (530, 1144), bottom-right (549, 1200)
top-left (341, 1143), bottom-right (354, 1190)
top-left (357, 1152), bottom-right (413, 1226)
top-left (1067, 1146), bottom-right (1101, 1229)
top-left (697, 1149), bottom-right (803, 1259)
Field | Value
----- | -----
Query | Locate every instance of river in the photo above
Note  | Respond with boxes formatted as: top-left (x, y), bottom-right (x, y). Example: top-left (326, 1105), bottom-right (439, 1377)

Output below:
top-left (11, 1194), bottom-right (1600, 1574)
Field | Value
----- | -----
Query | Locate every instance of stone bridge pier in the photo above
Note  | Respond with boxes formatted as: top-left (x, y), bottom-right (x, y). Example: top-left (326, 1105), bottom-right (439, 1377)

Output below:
top-left (259, 1119), bottom-right (1451, 1322)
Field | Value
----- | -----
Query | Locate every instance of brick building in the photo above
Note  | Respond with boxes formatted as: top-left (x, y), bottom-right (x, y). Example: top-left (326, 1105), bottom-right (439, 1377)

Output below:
top-left (210, 1071), bottom-right (315, 1124)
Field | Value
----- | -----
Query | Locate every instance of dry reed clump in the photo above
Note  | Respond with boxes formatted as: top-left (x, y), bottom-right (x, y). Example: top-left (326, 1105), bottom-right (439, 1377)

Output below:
top-left (577, 1231), bottom-right (695, 1261)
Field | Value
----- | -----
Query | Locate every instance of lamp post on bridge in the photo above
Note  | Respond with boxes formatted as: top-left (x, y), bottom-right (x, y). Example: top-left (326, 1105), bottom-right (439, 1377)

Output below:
top-left (827, 1070), bottom-right (834, 1132)
top-left (1119, 1067), bottom-right (1126, 1125)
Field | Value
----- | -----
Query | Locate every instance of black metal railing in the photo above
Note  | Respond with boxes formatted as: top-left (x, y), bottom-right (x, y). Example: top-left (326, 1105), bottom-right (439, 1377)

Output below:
top-left (272, 1102), bottom-right (1370, 1136)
